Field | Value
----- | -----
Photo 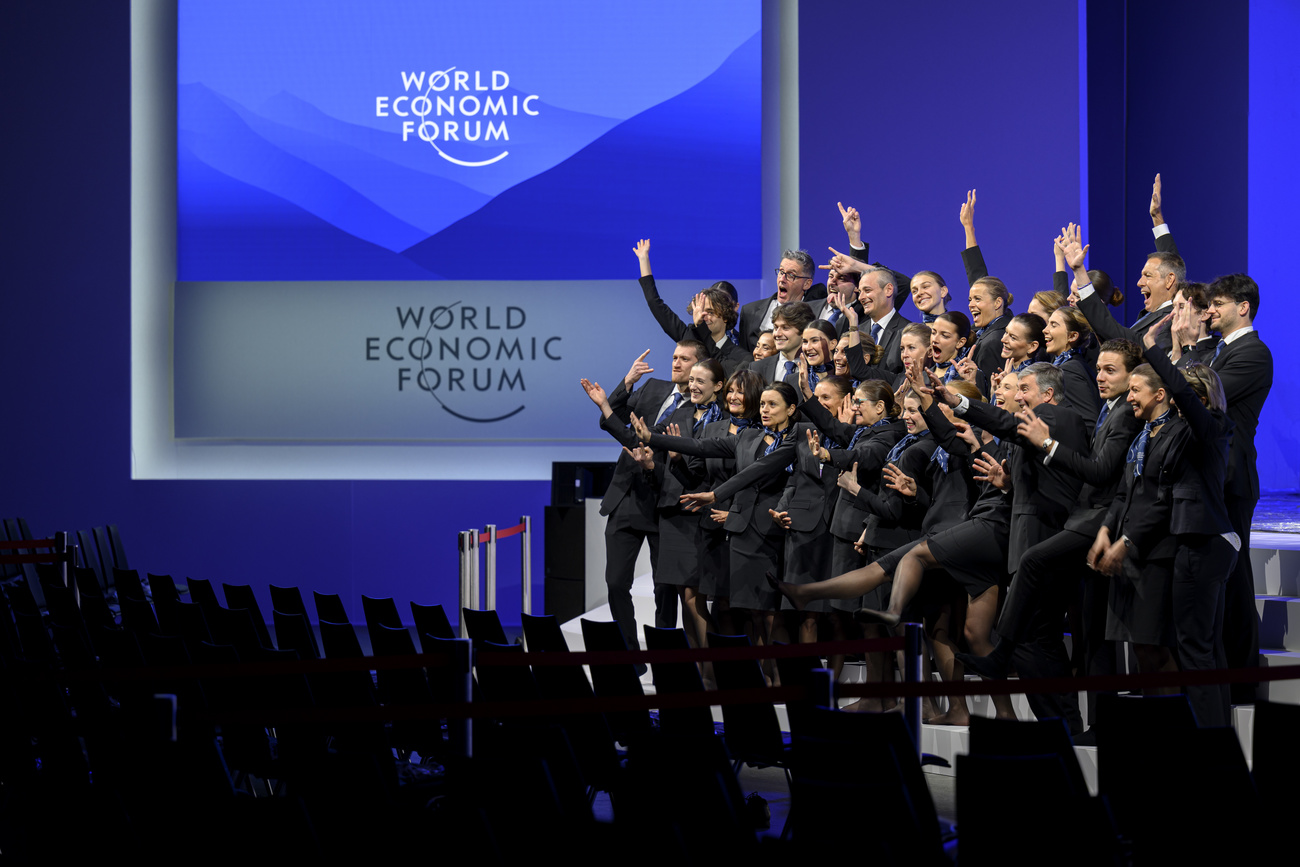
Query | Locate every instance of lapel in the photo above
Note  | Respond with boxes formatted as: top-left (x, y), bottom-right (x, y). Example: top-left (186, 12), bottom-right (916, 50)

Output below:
top-left (1210, 330), bottom-right (1254, 372)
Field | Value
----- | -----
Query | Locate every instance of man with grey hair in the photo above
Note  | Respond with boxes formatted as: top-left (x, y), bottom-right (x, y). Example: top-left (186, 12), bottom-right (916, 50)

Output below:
top-left (737, 249), bottom-right (825, 351)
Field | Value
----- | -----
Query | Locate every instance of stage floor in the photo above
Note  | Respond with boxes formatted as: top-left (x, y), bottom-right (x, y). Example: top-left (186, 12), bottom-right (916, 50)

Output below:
top-left (1253, 492), bottom-right (1300, 533)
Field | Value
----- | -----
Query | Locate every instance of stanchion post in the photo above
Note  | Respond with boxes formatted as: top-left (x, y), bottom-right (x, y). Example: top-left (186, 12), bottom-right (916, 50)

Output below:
top-left (519, 515), bottom-right (532, 616)
top-left (809, 667), bottom-right (834, 709)
top-left (447, 637), bottom-right (473, 758)
top-left (457, 531), bottom-right (470, 639)
top-left (903, 621), bottom-right (922, 756)
top-left (468, 529), bottom-right (481, 612)
top-left (55, 531), bottom-right (69, 589)
top-left (484, 524), bottom-right (497, 612)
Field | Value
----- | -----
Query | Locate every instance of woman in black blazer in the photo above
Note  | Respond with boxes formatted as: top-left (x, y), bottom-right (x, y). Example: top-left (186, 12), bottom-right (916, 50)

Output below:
top-left (633, 382), bottom-right (803, 674)
top-left (1140, 326), bottom-right (1238, 726)
top-left (1046, 306), bottom-right (1102, 424)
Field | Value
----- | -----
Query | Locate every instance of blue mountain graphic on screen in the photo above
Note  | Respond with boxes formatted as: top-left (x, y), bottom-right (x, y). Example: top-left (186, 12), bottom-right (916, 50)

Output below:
top-left (178, 32), bottom-right (759, 281)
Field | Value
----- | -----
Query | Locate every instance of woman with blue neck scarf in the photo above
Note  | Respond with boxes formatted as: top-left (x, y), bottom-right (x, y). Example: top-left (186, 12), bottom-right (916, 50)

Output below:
top-left (1045, 306), bottom-right (1101, 423)
top-left (1088, 363), bottom-right (1180, 687)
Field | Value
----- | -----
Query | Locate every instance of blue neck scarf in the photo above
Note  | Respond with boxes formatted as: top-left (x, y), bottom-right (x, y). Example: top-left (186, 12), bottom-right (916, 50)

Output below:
top-left (1010, 357), bottom-right (1035, 374)
top-left (922, 312), bottom-right (938, 324)
top-left (930, 445), bottom-right (950, 473)
top-left (762, 425), bottom-right (789, 457)
top-left (693, 402), bottom-right (721, 433)
top-left (732, 417), bottom-right (758, 431)
top-left (848, 416), bottom-right (893, 450)
top-left (807, 362), bottom-right (830, 393)
top-left (886, 429), bottom-right (930, 464)
top-left (1127, 407), bottom-right (1174, 478)
top-left (1052, 348), bottom-right (1079, 368)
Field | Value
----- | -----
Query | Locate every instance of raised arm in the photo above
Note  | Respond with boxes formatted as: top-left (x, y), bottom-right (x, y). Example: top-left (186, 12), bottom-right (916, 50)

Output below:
top-left (1149, 173), bottom-right (1181, 257)
top-left (1063, 223), bottom-right (1140, 345)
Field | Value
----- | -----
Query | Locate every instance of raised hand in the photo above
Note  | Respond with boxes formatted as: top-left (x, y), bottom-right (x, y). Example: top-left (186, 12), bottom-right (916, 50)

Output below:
top-left (927, 368), bottom-right (960, 407)
top-left (960, 189), bottom-right (978, 248)
top-left (665, 422), bottom-right (681, 437)
top-left (798, 355), bottom-right (813, 398)
top-left (1062, 223), bottom-right (1088, 271)
top-left (805, 427), bottom-right (829, 462)
top-left (580, 378), bottom-right (608, 408)
top-left (680, 491), bottom-right (716, 512)
top-left (1015, 406), bottom-right (1052, 449)
top-left (1149, 173), bottom-right (1163, 226)
top-left (952, 419), bottom-right (981, 452)
top-left (624, 444), bottom-right (654, 472)
top-left (624, 349), bottom-right (654, 389)
top-left (633, 238), bottom-right (652, 277)
top-left (838, 201), bottom-right (862, 245)
top-left (836, 462), bottom-right (862, 496)
top-left (991, 358), bottom-right (1012, 393)
top-left (819, 246), bottom-right (869, 274)
top-left (1054, 232), bottom-right (1068, 270)
top-left (882, 463), bottom-right (917, 498)
top-left (629, 412), bottom-right (652, 443)
top-left (1145, 311), bottom-right (1174, 351)
top-left (955, 356), bottom-right (978, 383)
top-left (972, 454), bottom-right (1009, 489)
top-left (768, 509), bottom-right (793, 529)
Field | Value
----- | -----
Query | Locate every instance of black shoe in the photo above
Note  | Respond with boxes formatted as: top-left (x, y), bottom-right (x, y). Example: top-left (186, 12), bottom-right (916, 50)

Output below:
top-left (1072, 728), bottom-right (1098, 747)
top-left (956, 643), bottom-right (1012, 680)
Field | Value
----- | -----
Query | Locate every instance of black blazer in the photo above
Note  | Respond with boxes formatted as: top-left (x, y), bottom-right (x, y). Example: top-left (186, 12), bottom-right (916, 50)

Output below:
top-left (774, 432), bottom-right (840, 533)
top-left (598, 377), bottom-right (678, 526)
top-left (1048, 398), bottom-right (1143, 537)
top-left (1055, 354), bottom-right (1102, 426)
top-left (1143, 344), bottom-right (1234, 537)
top-left (637, 275), bottom-right (749, 377)
top-left (1078, 287), bottom-right (1173, 353)
top-left (961, 245), bottom-right (1013, 380)
top-left (1103, 419), bottom-right (1179, 564)
top-left (961, 399), bottom-right (1090, 568)
top-left (801, 399), bottom-right (907, 544)
top-left (868, 312), bottom-right (912, 378)
top-left (1210, 330), bottom-right (1273, 502)
top-left (745, 351), bottom-right (805, 398)
top-left (684, 417), bottom-right (741, 529)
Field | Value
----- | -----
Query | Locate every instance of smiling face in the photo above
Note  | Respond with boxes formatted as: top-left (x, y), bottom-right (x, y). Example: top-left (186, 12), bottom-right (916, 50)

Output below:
top-left (753, 332), bottom-right (777, 361)
top-left (1000, 321), bottom-right (1037, 362)
top-left (814, 381), bottom-right (844, 416)
top-left (687, 364), bottom-right (722, 406)
top-left (771, 316), bottom-right (801, 358)
top-left (1015, 372), bottom-right (1050, 410)
top-left (1127, 373), bottom-right (1168, 422)
top-left (833, 336), bottom-right (850, 375)
top-left (725, 380), bottom-right (748, 416)
top-left (853, 390), bottom-right (887, 426)
top-left (1208, 295), bottom-right (1248, 336)
top-left (930, 320), bottom-right (967, 365)
top-left (775, 257), bottom-right (810, 304)
top-left (910, 273), bottom-right (947, 315)
top-left (968, 284), bottom-right (1004, 328)
top-left (1137, 257), bottom-right (1176, 312)
top-left (670, 344), bottom-right (700, 384)
top-left (901, 396), bottom-right (928, 434)
top-left (994, 371), bottom-right (1019, 408)
top-left (1045, 309), bottom-right (1079, 355)
top-left (1095, 350), bottom-right (1130, 401)
top-left (759, 388), bottom-right (795, 430)
top-left (802, 327), bottom-right (831, 367)
top-left (858, 272), bottom-right (895, 321)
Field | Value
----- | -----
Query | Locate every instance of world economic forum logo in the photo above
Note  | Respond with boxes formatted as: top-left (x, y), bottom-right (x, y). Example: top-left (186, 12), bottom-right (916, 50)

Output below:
top-left (375, 68), bottom-right (540, 167)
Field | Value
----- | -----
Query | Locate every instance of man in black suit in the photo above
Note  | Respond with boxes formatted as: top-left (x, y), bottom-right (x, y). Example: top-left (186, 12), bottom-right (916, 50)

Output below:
top-left (587, 341), bottom-right (705, 652)
top-left (743, 301), bottom-right (816, 394)
top-left (960, 339), bottom-right (1144, 734)
top-left (737, 250), bottom-right (825, 351)
top-left (1205, 273), bottom-right (1273, 701)
top-left (857, 267), bottom-right (910, 377)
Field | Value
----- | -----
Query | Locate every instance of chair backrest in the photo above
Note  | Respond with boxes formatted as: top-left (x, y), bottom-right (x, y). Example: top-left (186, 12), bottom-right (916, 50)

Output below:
top-left (410, 601), bottom-right (455, 647)
top-left (77, 529), bottom-right (106, 592)
top-left (580, 618), bottom-right (652, 743)
top-left (93, 526), bottom-right (119, 572)
top-left (772, 642), bottom-right (823, 738)
top-left (205, 605), bottom-right (264, 658)
top-left (957, 752), bottom-right (1092, 863)
top-left (706, 632), bottom-right (785, 762)
top-left (72, 566), bottom-right (103, 600)
top-left (221, 584), bottom-right (272, 650)
top-left (118, 595), bottom-right (161, 637)
top-left (521, 612), bottom-right (569, 652)
top-left (272, 609), bottom-right (320, 659)
top-left (113, 568), bottom-right (148, 603)
top-left (461, 607), bottom-right (509, 646)
top-left (313, 591), bottom-right (350, 625)
top-left (475, 640), bottom-right (540, 704)
top-left (146, 573), bottom-right (181, 606)
top-left (186, 577), bottom-right (222, 613)
top-left (156, 600), bottom-right (212, 653)
top-left (362, 595), bottom-right (404, 632)
top-left (106, 525), bottom-right (129, 572)
top-left (643, 626), bottom-right (714, 737)
top-left (318, 619), bottom-right (365, 659)
top-left (268, 584), bottom-right (307, 618)
top-left (968, 715), bottom-right (1089, 797)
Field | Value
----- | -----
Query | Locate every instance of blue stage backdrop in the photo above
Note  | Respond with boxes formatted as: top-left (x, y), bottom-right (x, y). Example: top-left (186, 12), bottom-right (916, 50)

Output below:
top-left (177, 0), bottom-right (761, 281)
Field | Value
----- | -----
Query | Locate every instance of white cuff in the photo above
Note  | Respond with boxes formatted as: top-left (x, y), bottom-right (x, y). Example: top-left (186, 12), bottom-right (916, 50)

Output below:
top-left (1077, 283), bottom-right (1096, 300)
top-left (1152, 223), bottom-right (1170, 238)
top-left (1044, 439), bottom-right (1060, 463)
top-left (954, 395), bottom-right (971, 416)
top-left (849, 242), bottom-right (866, 251)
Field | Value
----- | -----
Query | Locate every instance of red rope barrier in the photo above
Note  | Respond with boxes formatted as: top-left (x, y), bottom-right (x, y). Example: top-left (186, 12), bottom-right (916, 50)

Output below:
top-left (483, 523), bottom-right (525, 539)
top-left (0, 538), bottom-right (58, 549)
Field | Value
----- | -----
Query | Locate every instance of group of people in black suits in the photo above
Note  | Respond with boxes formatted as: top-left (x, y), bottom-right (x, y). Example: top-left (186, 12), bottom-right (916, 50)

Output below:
top-left (580, 176), bottom-right (1272, 733)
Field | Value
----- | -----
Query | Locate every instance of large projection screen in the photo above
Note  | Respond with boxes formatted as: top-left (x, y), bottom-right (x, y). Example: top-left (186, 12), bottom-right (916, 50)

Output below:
top-left (133, 0), bottom-right (782, 479)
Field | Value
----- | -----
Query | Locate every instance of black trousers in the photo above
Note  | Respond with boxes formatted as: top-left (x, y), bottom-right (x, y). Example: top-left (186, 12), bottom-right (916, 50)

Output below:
top-left (1000, 529), bottom-right (1101, 735)
top-left (1222, 493), bottom-right (1258, 704)
top-left (604, 520), bottom-right (660, 650)
top-left (1173, 534), bottom-right (1237, 727)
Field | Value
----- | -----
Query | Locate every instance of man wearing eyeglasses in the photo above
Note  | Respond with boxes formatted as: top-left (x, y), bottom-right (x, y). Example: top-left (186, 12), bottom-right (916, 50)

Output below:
top-left (737, 250), bottom-right (826, 351)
